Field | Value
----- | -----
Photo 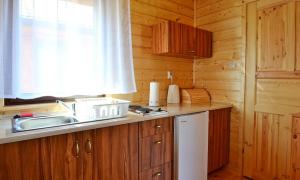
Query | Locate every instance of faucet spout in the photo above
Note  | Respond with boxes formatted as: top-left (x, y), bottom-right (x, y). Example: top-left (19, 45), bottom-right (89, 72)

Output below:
top-left (56, 100), bottom-right (76, 116)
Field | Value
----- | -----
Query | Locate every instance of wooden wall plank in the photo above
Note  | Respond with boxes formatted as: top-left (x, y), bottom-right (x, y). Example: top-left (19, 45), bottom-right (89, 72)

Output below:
top-left (195, 0), bottom-right (244, 173)
top-left (243, 2), bottom-right (257, 178)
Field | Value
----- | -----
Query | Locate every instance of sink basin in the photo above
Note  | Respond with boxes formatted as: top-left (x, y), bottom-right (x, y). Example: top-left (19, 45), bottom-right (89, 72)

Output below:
top-left (12, 116), bottom-right (79, 132)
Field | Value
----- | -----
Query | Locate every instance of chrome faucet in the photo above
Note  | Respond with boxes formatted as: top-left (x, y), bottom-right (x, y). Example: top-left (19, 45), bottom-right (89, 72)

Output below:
top-left (56, 100), bottom-right (76, 116)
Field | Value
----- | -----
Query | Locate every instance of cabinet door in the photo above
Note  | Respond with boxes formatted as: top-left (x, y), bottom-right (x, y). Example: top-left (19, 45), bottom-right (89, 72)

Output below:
top-left (41, 133), bottom-right (83, 180)
top-left (196, 29), bottom-right (212, 58)
top-left (208, 108), bottom-right (231, 173)
top-left (0, 139), bottom-right (43, 180)
top-left (82, 130), bottom-right (94, 180)
top-left (168, 21), bottom-right (183, 55)
top-left (140, 163), bottom-right (172, 180)
top-left (93, 123), bottom-right (139, 180)
top-left (182, 24), bottom-right (196, 55)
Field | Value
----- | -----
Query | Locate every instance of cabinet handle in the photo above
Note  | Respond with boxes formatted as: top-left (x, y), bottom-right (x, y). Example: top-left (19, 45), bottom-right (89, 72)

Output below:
top-left (74, 141), bottom-right (80, 158)
top-left (155, 125), bottom-right (162, 128)
top-left (294, 134), bottom-right (298, 139)
top-left (85, 139), bottom-right (92, 154)
top-left (155, 140), bottom-right (162, 144)
top-left (153, 172), bottom-right (162, 177)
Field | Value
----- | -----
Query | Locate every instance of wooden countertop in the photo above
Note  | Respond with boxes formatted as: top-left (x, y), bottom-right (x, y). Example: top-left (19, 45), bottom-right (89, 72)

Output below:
top-left (0, 103), bottom-right (232, 144)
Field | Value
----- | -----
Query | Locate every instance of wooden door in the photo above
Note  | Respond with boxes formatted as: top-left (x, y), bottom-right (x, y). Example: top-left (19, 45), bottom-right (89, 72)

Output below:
top-left (208, 108), bottom-right (231, 173)
top-left (182, 24), bottom-right (196, 55)
top-left (41, 133), bottom-right (83, 180)
top-left (0, 139), bottom-right (43, 180)
top-left (93, 123), bottom-right (139, 180)
top-left (243, 0), bottom-right (298, 179)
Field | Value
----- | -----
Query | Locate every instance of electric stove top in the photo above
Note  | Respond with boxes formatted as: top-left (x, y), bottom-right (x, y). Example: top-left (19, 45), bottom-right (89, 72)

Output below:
top-left (128, 105), bottom-right (168, 116)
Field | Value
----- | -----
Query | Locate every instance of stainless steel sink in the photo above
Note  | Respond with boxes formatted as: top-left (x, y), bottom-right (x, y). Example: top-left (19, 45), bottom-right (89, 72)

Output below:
top-left (12, 116), bottom-right (79, 132)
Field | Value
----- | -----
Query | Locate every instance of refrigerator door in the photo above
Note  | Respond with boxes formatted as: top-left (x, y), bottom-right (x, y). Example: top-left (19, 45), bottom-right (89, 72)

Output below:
top-left (175, 112), bottom-right (209, 180)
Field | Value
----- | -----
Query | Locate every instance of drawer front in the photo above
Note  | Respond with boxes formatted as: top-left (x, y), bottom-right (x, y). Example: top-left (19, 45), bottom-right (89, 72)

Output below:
top-left (140, 132), bottom-right (173, 171)
top-left (139, 118), bottom-right (172, 138)
top-left (293, 117), bottom-right (300, 134)
top-left (140, 162), bottom-right (172, 180)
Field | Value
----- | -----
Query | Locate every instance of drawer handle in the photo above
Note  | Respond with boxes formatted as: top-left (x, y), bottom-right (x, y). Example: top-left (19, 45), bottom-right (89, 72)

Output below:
top-left (85, 139), bottom-right (92, 154)
top-left (155, 141), bottom-right (162, 144)
top-left (155, 125), bottom-right (162, 128)
top-left (294, 134), bottom-right (298, 139)
top-left (154, 172), bottom-right (162, 177)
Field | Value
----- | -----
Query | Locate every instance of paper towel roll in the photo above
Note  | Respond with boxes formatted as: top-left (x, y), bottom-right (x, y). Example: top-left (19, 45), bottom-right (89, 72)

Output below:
top-left (149, 82), bottom-right (160, 107)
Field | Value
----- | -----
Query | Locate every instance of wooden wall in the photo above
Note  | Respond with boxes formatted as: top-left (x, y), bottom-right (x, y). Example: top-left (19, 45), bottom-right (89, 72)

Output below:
top-left (194, 0), bottom-right (245, 172)
top-left (243, 0), bottom-right (300, 179)
top-left (114, 0), bottom-right (195, 105)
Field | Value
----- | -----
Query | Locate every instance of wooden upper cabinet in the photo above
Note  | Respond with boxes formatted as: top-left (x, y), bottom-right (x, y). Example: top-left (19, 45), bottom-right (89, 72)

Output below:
top-left (257, 2), bottom-right (295, 71)
top-left (152, 21), bottom-right (212, 58)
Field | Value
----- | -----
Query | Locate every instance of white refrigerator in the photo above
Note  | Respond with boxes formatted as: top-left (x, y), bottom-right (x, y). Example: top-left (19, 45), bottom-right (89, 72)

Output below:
top-left (174, 112), bottom-right (209, 180)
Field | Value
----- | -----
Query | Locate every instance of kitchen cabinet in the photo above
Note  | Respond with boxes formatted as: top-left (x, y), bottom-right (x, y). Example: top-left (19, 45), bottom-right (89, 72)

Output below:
top-left (0, 109), bottom-right (231, 180)
top-left (0, 139), bottom-right (43, 180)
top-left (208, 108), bottom-right (231, 173)
top-left (93, 123), bottom-right (139, 180)
top-left (139, 117), bottom-right (173, 180)
top-left (41, 132), bottom-right (85, 180)
top-left (152, 20), bottom-right (212, 58)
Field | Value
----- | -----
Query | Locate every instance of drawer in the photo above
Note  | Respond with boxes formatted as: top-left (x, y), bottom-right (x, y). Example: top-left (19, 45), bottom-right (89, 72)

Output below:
top-left (140, 133), bottom-right (173, 171)
top-left (139, 118), bottom-right (173, 138)
top-left (293, 117), bottom-right (300, 134)
top-left (140, 162), bottom-right (172, 180)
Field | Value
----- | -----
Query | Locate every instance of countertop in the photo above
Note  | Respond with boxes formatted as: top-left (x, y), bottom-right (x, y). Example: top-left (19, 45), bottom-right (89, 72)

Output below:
top-left (0, 103), bottom-right (232, 144)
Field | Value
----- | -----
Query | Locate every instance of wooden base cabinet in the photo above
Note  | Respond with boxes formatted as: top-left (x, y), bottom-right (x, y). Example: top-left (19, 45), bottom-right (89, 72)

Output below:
top-left (208, 108), bottom-right (231, 173)
top-left (139, 117), bottom-right (174, 180)
top-left (0, 139), bottom-right (43, 180)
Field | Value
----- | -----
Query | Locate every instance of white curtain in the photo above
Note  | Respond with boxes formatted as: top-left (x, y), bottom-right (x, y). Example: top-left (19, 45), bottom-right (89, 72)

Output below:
top-left (0, 0), bottom-right (136, 99)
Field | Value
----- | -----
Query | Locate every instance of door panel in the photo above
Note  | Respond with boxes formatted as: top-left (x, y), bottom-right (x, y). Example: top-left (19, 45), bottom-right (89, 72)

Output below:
top-left (257, 3), bottom-right (293, 71)
top-left (182, 24), bottom-right (196, 55)
top-left (168, 21), bottom-right (183, 55)
top-left (252, 113), bottom-right (292, 179)
top-left (0, 139), bottom-right (43, 180)
top-left (41, 133), bottom-right (83, 180)
top-left (82, 130), bottom-right (94, 180)
top-left (93, 123), bottom-right (139, 180)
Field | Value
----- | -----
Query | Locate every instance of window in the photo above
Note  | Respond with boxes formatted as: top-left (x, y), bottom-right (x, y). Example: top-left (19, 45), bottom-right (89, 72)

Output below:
top-left (0, 0), bottom-right (136, 101)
